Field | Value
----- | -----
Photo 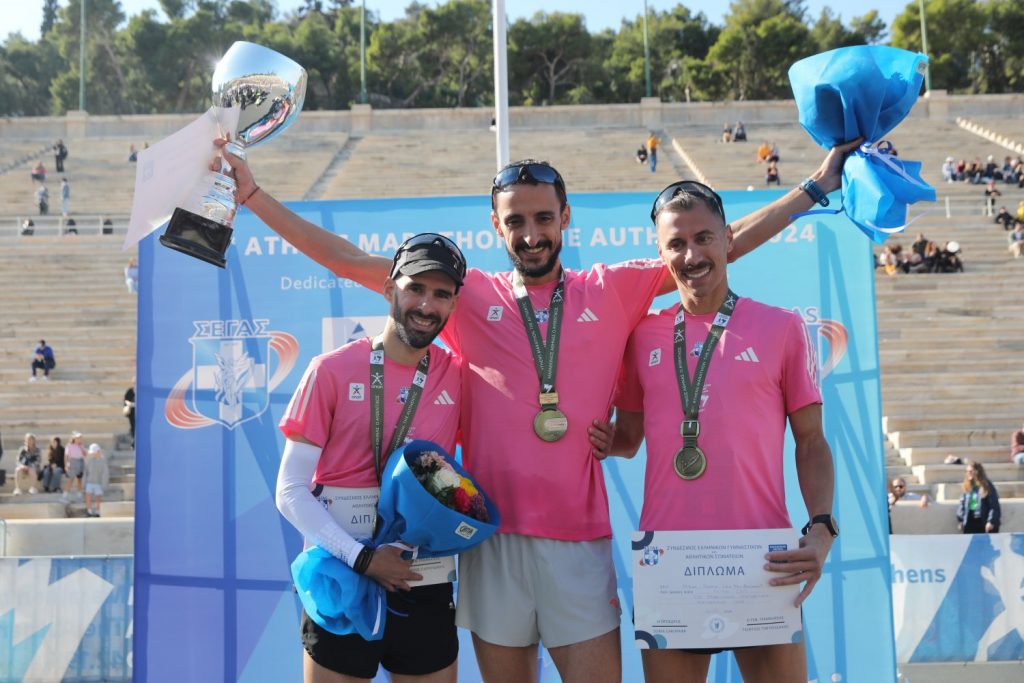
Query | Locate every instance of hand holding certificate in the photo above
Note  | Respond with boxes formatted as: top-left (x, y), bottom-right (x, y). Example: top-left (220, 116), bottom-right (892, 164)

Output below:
top-left (633, 529), bottom-right (803, 650)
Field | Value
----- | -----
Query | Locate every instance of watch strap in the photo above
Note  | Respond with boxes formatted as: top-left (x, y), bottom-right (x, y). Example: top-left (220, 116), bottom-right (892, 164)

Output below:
top-left (802, 514), bottom-right (838, 537)
top-left (799, 178), bottom-right (830, 207)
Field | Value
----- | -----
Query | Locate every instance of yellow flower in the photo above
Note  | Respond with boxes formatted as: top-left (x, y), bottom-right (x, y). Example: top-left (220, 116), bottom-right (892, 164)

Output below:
top-left (460, 479), bottom-right (479, 496)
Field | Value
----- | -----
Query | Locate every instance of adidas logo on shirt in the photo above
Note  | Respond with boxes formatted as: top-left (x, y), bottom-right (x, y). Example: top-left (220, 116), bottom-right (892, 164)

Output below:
top-left (577, 308), bottom-right (599, 323)
top-left (433, 390), bottom-right (456, 406)
top-left (734, 347), bottom-right (760, 363)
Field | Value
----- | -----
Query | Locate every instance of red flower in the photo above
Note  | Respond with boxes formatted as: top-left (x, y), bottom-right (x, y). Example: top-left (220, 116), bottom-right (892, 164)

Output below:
top-left (452, 487), bottom-right (471, 513)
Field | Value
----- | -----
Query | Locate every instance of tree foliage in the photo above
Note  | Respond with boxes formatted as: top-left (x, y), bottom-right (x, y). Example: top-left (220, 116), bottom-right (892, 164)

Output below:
top-left (0, 0), bottom-right (1020, 116)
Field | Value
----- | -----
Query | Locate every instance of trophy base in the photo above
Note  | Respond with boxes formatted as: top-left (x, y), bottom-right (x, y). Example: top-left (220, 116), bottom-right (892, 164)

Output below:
top-left (159, 207), bottom-right (232, 268)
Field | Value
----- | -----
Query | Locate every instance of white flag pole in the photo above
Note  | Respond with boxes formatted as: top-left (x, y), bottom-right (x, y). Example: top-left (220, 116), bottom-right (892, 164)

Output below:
top-left (493, 0), bottom-right (510, 171)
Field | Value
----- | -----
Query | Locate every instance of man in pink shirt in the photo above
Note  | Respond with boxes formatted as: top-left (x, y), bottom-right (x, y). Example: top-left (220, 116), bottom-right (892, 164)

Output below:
top-left (276, 234), bottom-right (467, 682)
top-left (220, 136), bottom-right (855, 683)
top-left (609, 182), bottom-right (836, 682)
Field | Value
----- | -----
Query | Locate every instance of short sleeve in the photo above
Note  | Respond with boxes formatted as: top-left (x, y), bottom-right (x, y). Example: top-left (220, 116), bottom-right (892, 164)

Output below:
top-left (782, 313), bottom-right (823, 415)
top-left (614, 329), bottom-right (644, 412)
top-left (440, 268), bottom-right (486, 355)
top-left (604, 259), bottom-right (666, 328)
top-left (279, 357), bottom-right (337, 447)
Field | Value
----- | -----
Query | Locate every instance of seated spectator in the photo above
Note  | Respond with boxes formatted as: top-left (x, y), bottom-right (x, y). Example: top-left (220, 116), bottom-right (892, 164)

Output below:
top-left (757, 141), bottom-right (771, 163)
top-left (128, 144), bottom-right (138, 162)
top-left (944, 454), bottom-right (964, 465)
top-left (936, 241), bottom-right (964, 272)
top-left (941, 156), bottom-right (956, 182)
top-left (1012, 421), bottom-right (1024, 465)
top-left (965, 158), bottom-right (983, 184)
top-left (30, 160), bottom-right (46, 183)
top-left (956, 461), bottom-right (1000, 534)
top-left (1011, 158), bottom-right (1024, 187)
top-left (1007, 221), bottom-right (1024, 259)
top-left (721, 124), bottom-right (732, 143)
top-left (64, 217), bottom-right (78, 236)
top-left (984, 155), bottom-right (1001, 181)
top-left (635, 144), bottom-right (648, 165)
top-left (984, 180), bottom-right (1002, 214)
top-left (911, 232), bottom-right (928, 256)
top-left (14, 433), bottom-right (40, 495)
top-left (922, 241), bottom-right (941, 273)
top-left (30, 339), bottom-right (56, 381)
top-left (890, 477), bottom-right (929, 508)
top-left (43, 436), bottom-right (65, 493)
top-left (125, 257), bottom-right (139, 293)
top-left (102, 218), bottom-right (114, 235)
top-left (1017, 200), bottom-right (1024, 222)
top-left (880, 243), bottom-right (909, 275)
top-left (995, 206), bottom-right (1014, 230)
top-left (1001, 156), bottom-right (1015, 183)
top-left (955, 158), bottom-right (967, 181)
top-left (20, 218), bottom-right (35, 236)
top-left (765, 160), bottom-right (780, 186)
top-left (732, 121), bottom-right (746, 141)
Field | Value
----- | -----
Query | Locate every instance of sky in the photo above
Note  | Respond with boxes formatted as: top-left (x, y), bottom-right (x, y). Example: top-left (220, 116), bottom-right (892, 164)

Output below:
top-left (6, 1), bottom-right (902, 43)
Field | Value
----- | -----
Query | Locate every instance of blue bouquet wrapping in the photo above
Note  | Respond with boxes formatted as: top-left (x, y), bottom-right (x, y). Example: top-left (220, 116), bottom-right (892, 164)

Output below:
top-left (291, 439), bottom-right (499, 638)
top-left (788, 46), bottom-right (936, 242)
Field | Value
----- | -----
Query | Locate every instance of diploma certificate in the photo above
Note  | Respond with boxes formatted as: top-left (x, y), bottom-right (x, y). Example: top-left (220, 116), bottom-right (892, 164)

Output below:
top-left (632, 528), bottom-right (802, 649)
top-left (317, 485), bottom-right (455, 586)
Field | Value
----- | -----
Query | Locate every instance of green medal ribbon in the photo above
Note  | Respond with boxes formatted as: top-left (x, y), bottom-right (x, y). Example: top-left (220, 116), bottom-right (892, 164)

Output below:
top-left (671, 290), bottom-right (738, 479)
top-left (511, 270), bottom-right (569, 440)
top-left (370, 338), bottom-right (430, 483)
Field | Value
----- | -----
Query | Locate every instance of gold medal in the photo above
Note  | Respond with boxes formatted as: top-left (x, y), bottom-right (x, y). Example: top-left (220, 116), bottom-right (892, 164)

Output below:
top-left (533, 408), bottom-right (568, 442)
top-left (673, 446), bottom-right (707, 480)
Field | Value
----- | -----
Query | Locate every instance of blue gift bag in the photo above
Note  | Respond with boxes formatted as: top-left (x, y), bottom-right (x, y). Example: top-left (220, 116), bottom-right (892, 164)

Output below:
top-left (291, 439), bottom-right (499, 637)
top-left (789, 46), bottom-right (936, 242)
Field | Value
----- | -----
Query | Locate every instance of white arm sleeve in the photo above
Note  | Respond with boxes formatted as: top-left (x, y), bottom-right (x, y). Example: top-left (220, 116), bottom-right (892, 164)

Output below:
top-left (276, 439), bottom-right (366, 568)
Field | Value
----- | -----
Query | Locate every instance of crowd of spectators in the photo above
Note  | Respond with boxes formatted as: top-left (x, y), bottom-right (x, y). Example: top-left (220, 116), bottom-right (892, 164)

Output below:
top-left (877, 233), bottom-right (964, 274)
top-left (942, 154), bottom-right (1024, 187)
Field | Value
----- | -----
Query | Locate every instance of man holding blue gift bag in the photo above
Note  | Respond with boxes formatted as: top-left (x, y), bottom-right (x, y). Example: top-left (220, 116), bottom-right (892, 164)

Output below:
top-left (277, 234), bottom-right (468, 682)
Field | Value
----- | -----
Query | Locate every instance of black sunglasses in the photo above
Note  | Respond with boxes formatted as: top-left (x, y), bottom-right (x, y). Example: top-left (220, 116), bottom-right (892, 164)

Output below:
top-left (650, 181), bottom-right (726, 224)
top-left (492, 163), bottom-right (566, 195)
top-left (393, 233), bottom-right (468, 279)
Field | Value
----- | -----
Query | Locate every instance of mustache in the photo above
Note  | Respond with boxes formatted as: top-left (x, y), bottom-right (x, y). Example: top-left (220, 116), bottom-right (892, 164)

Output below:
top-left (514, 240), bottom-right (554, 254)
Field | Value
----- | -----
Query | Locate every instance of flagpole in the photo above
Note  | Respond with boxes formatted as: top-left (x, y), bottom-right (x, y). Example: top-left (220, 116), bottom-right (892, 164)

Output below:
top-left (493, 0), bottom-right (510, 170)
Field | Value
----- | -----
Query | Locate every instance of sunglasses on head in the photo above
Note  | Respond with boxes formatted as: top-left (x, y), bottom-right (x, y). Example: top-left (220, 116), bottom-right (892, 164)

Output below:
top-left (492, 163), bottom-right (566, 195)
top-left (393, 233), bottom-right (468, 279)
top-left (650, 181), bottom-right (726, 224)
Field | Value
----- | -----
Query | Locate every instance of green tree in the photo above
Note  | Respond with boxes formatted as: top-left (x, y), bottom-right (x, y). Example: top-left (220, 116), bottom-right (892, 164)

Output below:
top-left (0, 35), bottom-right (63, 115)
top-left (705, 0), bottom-right (814, 100)
top-left (509, 12), bottom-right (592, 105)
top-left (41, 0), bottom-right (60, 36)
top-left (849, 10), bottom-right (887, 44)
top-left (891, 0), bottom-right (988, 92)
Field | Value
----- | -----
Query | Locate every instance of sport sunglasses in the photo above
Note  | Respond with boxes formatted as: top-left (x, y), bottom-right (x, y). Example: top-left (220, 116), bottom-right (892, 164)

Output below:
top-left (492, 163), bottom-right (566, 195)
top-left (650, 181), bottom-right (726, 224)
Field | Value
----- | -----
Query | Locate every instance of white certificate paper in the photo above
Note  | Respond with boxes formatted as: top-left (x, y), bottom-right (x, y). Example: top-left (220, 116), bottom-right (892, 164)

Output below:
top-left (317, 485), bottom-right (455, 586)
top-left (632, 529), bottom-right (802, 650)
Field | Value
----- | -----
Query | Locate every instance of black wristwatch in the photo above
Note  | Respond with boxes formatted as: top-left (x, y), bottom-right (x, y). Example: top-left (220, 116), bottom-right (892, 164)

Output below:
top-left (801, 514), bottom-right (839, 538)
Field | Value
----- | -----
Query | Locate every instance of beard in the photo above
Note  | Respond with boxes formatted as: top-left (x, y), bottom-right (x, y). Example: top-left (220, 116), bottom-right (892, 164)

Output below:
top-left (507, 239), bottom-right (562, 279)
top-left (391, 297), bottom-right (445, 349)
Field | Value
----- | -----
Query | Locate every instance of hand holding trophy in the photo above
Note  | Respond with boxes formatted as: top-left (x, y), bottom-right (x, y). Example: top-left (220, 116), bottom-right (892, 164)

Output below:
top-left (159, 41), bottom-right (307, 268)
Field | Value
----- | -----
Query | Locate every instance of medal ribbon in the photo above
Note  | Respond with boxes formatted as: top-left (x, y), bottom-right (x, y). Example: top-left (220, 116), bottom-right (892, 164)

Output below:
top-left (370, 337), bottom-right (430, 483)
top-left (511, 270), bottom-right (565, 409)
top-left (672, 290), bottom-right (738, 451)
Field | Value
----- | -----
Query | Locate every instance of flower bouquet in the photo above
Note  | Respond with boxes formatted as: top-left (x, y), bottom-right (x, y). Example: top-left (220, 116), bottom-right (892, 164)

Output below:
top-left (788, 46), bottom-right (936, 243)
top-left (292, 439), bottom-right (499, 638)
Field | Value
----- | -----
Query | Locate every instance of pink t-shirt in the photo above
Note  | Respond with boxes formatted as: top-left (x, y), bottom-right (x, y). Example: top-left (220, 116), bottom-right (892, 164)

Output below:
top-left (617, 298), bottom-right (821, 531)
top-left (66, 443), bottom-right (85, 460)
top-left (279, 338), bottom-right (461, 487)
top-left (440, 261), bottom-right (665, 540)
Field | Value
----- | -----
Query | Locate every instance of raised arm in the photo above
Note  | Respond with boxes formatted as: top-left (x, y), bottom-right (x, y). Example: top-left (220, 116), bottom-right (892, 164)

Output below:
top-left (216, 139), bottom-right (391, 293)
top-left (728, 138), bottom-right (863, 262)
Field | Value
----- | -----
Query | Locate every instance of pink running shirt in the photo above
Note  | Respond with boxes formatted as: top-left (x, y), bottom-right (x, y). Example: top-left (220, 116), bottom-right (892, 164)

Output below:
top-left (439, 261), bottom-right (665, 540)
top-left (279, 338), bottom-right (461, 487)
top-left (616, 298), bottom-right (821, 531)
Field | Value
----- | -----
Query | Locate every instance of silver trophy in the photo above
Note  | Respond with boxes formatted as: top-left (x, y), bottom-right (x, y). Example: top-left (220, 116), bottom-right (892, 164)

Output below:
top-left (160, 41), bottom-right (307, 267)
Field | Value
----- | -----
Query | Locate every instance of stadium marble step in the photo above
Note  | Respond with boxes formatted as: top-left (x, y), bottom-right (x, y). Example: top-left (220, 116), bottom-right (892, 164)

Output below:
top-left (880, 398), bottom-right (1024, 416)
top-left (882, 384), bottom-right (1024, 400)
top-left (878, 348), bottom-right (1024, 363)
top-left (3, 417), bottom-right (131, 437)
top-left (912, 462), bottom-right (1024, 485)
top-left (934, 480), bottom-right (1024, 501)
top-left (890, 429), bottom-right (1007, 449)
top-left (0, 515), bottom-right (134, 556)
top-left (899, 446), bottom-right (1012, 467)
top-left (890, 499), bottom-right (1024, 534)
top-left (876, 370), bottom-right (1024, 386)
top-left (878, 326), bottom-right (1024, 342)
top-left (883, 415), bottom-right (1021, 432)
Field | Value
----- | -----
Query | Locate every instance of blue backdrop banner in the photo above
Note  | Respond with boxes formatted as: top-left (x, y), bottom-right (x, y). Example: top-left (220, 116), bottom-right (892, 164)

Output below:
top-left (134, 190), bottom-right (892, 682)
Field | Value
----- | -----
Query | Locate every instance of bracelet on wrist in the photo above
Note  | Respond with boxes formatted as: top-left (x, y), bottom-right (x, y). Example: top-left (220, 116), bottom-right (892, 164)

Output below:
top-left (799, 178), bottom-right (829, 207)
top-left (353, 546), bottom-right (374, 575)
top-left (240, 185), bottom-right (260, 205)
